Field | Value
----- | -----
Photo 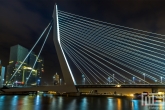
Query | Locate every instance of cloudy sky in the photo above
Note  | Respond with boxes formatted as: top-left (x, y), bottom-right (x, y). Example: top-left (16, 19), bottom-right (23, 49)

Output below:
top-left (0, 0), bottom-right (165, 84)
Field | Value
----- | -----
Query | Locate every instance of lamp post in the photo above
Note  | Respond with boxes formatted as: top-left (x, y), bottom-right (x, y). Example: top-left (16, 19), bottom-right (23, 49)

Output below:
top-left (16, 80), bottom-right (17, 87)
top-left (84, 78), bottom-right (85, 85)
top-left (82, 74), bottom-right (84, 85)
top-left (2, 79), bottom-right (4, 86)
top-left (143, 73), bottom-right (145, 84)
top-left (161, 77), bottom-right (162, 84)
top-left (37, 79), bottom-right (40, 86)
top-left (108, 76), bottom-right (110, 84)
top-left (113, 74), bottom-right (114, 84)
top-left (26, 78), bottom-right (28, 86)
top-left (124, 80), bottom-right (125, 84)
top-left (53, 75), bottom-right (55, 85)
top-left (60, 79), bottom-right (62, 85)
top-left (133, 77), bottom-right (135, 84)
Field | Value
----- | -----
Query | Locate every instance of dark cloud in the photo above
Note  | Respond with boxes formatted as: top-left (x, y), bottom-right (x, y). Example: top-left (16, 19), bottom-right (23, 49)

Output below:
top-left (0, 0), bottom-right (165, 84)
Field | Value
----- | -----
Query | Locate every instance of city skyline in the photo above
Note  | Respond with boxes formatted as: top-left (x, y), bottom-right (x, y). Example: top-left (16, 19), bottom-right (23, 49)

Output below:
top-left (1, 1), bottom-right (165, 109)
top-left (6, 44), bottom-right (44, 86)
top-left (0, 0), bottom-right (165, 84)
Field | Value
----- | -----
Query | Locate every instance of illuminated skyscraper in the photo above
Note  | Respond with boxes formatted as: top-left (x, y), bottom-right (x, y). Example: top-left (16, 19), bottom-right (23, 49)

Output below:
top-left (6, 45), bottom-right (28, 85)
top-left (6, 45), bottom-right (44, 86)
top-left (0, 60), bottom-right (5, 87)
top-left (35, 56), bottom-right (44, 85)
top-left (53, 73), bottom-right (59, 85)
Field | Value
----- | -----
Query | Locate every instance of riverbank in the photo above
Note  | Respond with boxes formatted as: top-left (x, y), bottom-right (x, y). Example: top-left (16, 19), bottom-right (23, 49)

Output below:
top-left (0, 92), bottom-right (133, 99)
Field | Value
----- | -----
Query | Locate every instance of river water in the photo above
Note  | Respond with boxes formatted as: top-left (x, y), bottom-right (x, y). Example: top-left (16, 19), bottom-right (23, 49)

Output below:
top-left (0, 95), bottom-right (164, 110)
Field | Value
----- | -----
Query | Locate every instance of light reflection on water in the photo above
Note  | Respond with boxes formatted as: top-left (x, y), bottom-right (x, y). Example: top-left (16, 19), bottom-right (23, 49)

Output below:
top-left (80, 97), bottom-right (87, 110)
top-left (0, 95), bottom-right (165, 110)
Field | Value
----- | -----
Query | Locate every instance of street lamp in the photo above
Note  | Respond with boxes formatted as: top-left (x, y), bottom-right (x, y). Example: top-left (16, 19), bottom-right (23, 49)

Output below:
top-left (113, 74), bottom-right (114, 84)
top-left (60, 79), bottom-right (62, 85)
top-left (124, 80), bottom-right (125, 84)
top-left (38, 79), bottom-right (40, 86)
top-left (16, 80), bottom-right (18, 87)
top-left (82, 74), bottom-right (85, 85)
top-left (161, 77), bottom-right (162, 84)
top-left (26, 78), bottom-right (28, 86)
top-left (53, 75), bottom-right (55, 85)
top-left (1, 79), bottom-right (4, 86)
top-left (108, 76), bottom-right (110, 84)
top-left (143, 73), bottom-right (145, 84)
top-left (133, 77), bottom-right (135, 84)
top-left (84, 78), bottom-right (85, 85)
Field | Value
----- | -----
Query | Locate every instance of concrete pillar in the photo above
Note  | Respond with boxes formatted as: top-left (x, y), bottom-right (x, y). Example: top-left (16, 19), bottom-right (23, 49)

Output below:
top-left (152, 88), bottom-right (158, 93)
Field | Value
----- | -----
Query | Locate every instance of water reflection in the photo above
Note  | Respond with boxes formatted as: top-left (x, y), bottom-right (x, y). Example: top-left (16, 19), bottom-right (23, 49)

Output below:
top-left (80, 97), bottom-right (87, 110)
top-left (117, 98), bottom-right (121, 110)
top-left (0, 95), bottom-right (165, 110)
top-left (0, 96), bottom-right (5, 107)
top-left (11, 95), bottom-right (18, 105)
top-left (67, 99), bottom-right (76, 110)
top-left (132, 100), bottom-right (139, 110)
top-left (57, 97), bottom-right (63, 109)
top-left (107, 98), bottom-right (114, 110)
top-left (34, 95), bottom-right (41, 110)
top-left (10, 95), bottom-right (19, 110)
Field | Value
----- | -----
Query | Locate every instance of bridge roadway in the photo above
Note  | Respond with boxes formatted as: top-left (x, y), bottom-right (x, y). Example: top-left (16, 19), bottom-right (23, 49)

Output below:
top-left (75, 84), bottom-right (165, 88)
top-left (1, 84), bottom-right (165, 93)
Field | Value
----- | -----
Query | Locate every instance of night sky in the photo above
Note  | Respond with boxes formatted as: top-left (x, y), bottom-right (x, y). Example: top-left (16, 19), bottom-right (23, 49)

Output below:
top-left (0, 0), bottom-right (165, 84)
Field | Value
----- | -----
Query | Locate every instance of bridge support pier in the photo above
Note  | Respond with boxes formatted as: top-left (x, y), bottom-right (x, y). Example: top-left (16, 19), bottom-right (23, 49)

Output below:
top-left (151, 88), bottom-right (158, 93)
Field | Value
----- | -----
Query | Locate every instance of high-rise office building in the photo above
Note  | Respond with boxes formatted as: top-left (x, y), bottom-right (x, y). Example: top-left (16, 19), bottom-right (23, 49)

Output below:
top-left (6, 45), bottom-right (28, 85)
top-left (6, 45), bottom-right (44, 86)
top-left (35, 56), bottom-right (44, 85)
top-left (0, 60), bottom-right (5, 87)
top-left (53, 73), bottom-right (59, 85)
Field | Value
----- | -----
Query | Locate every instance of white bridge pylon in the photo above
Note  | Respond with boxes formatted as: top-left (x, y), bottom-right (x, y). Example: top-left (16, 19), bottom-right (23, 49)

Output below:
top-left (52, 4), bottom-right (77, 92)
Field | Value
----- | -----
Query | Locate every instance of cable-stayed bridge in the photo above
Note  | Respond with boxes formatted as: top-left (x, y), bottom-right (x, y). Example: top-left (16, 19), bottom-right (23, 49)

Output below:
top-left (2, 5), bottom-right (165, 93)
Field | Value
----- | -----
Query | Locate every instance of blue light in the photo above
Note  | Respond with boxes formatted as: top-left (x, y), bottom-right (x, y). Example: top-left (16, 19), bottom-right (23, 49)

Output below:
top-left (80, 97), bottom-right (87, 110)
top-left (132, 100), bottom-right (140, 110)
top-left (11, 95), bottom-right (18, 105)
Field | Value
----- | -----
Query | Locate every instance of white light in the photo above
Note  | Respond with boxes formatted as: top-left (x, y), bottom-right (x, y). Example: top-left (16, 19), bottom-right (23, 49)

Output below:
top-left (56, 5), bottom-right (76, 85)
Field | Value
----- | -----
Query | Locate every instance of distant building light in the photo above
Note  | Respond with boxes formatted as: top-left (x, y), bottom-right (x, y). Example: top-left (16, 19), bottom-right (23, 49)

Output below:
top-left (116, 84), bottom-right (121, 87)
top-left (9, 61), bottom-right (14, 63)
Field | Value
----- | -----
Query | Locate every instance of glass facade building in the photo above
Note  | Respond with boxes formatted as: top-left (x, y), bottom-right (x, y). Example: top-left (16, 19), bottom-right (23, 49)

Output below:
top-left (0, 60), bottom-right (5, 87)
top-left (6, 45), bottom-right (44, 86)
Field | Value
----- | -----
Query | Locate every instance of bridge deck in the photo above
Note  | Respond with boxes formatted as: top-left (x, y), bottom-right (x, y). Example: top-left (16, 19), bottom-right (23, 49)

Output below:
top-left (1, 85), bottom-right (77, 93)
top-left (1, 84), bottom-right (165, 93)
top-left (75, 84), bottom-right (165, 88)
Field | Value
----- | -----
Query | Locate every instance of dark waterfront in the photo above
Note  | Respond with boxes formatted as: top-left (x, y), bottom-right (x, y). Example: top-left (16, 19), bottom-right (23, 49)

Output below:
top-left (0, 95), bottom-right (164, 110)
